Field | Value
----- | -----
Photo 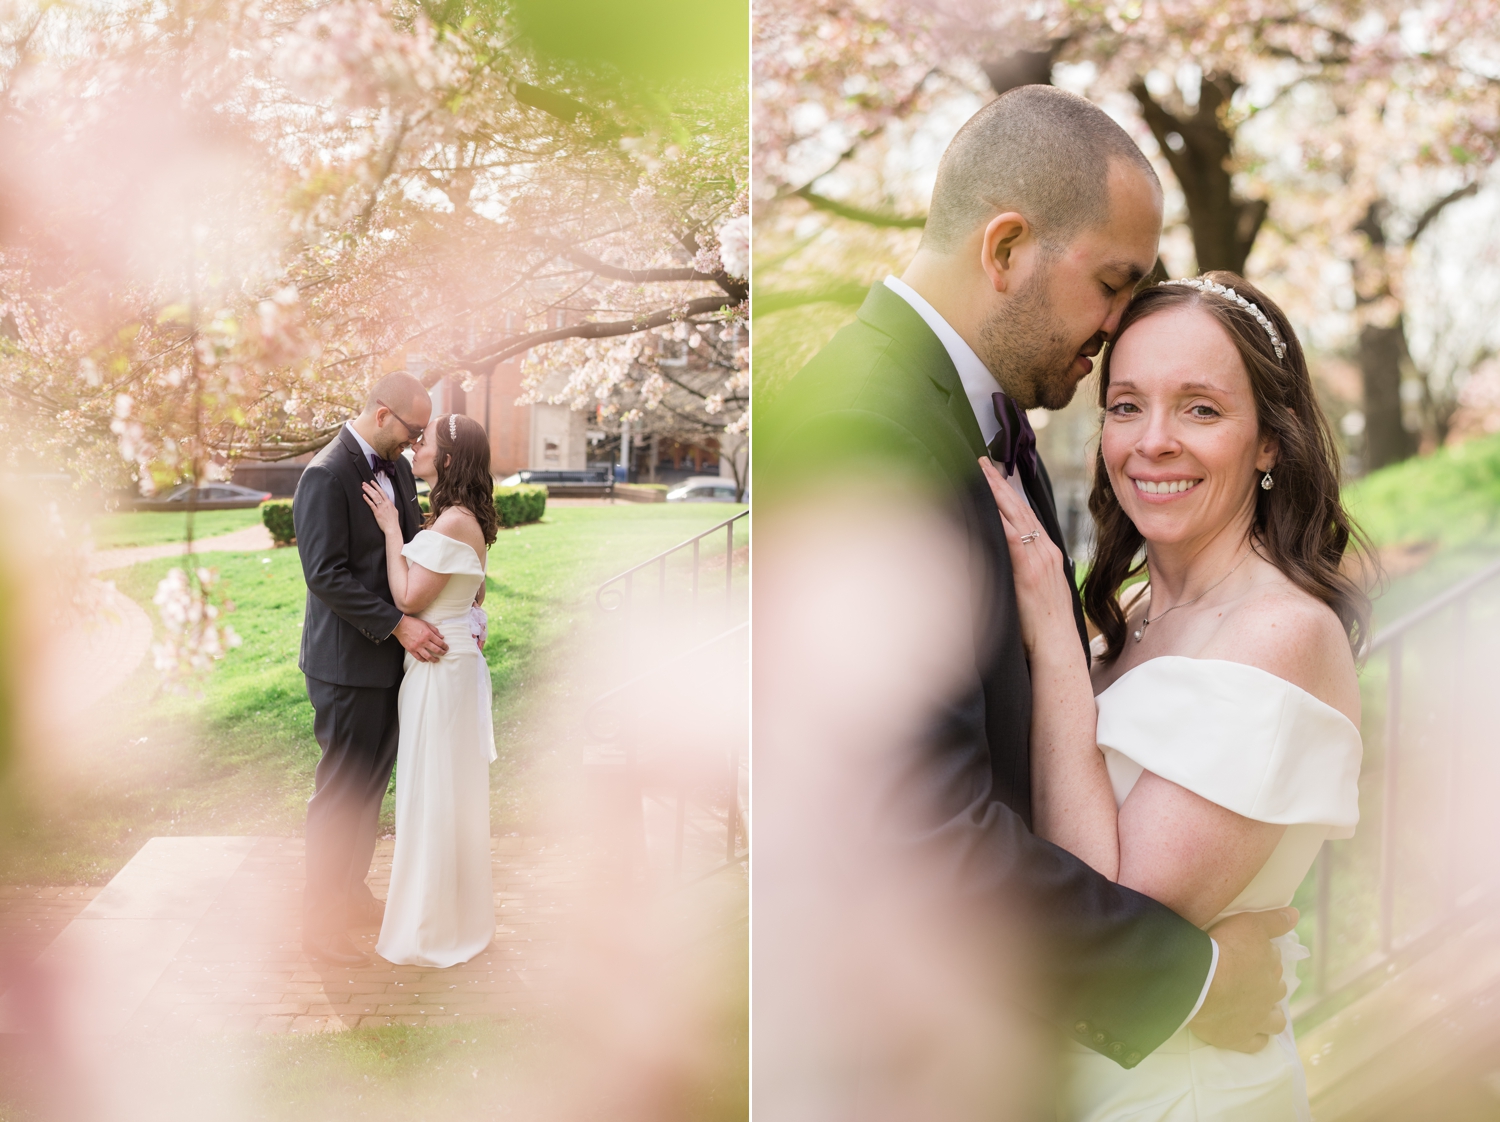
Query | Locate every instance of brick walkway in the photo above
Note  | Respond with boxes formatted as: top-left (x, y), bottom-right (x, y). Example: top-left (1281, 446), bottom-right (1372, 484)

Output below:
top-left (0, 886), bottom-right (101, 968)
top-left (88, 523), bottom-right (275, 573)
top-left (1, 836), bottom-right (572, 1038)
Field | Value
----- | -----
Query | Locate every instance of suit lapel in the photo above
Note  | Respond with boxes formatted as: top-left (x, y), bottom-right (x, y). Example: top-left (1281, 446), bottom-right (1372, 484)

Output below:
top-left (393, 463), bottom-right (421, 541)
top-left (853, 283), bottom-right (1089, 652)
top-left (340, 426), bottom-right (377, 486)
top-left (1020, 459), bottom-right (1068, 557)
top-left (856, 284), bottom-right (989, 460)
top-left (340, 425), bottom-right (417, 540)
top-left (1022, 456), bottom-right (1091, 656)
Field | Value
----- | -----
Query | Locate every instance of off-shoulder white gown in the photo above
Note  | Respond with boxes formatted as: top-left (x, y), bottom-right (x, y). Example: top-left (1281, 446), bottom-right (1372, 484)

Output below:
top-left (1062, 656), bottom-right (1362, 1122)
top-left (376, 530), bottom-right (497, 968)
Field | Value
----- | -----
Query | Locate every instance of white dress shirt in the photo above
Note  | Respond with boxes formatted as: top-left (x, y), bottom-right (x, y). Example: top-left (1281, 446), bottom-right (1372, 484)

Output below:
top-left (881, 274), bottom-right (1219, 1033)
top-left (345, 422), bottom-right (396, 505)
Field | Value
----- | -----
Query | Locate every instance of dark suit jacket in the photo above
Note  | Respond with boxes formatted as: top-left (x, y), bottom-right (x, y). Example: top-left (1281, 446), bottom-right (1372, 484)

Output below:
top-left (766, 283), bottom-right (1213, 1067)
top-left (294, 425), bottom-right (423, 689)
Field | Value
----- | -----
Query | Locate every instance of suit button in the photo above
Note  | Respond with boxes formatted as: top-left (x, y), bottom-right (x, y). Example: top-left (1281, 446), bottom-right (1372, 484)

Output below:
top-left (1110, 1042), bottom-right (1124, 1056)
top-left (1094, 1033), bottom-right (1106, 1046)
top-left (1073, 1021), bottom-right (1089, 1035)
top-left (1126, 1052), bottom-right (1141, 1065)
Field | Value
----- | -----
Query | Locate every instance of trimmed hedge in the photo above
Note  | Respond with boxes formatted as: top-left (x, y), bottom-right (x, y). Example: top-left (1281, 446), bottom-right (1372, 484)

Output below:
top-left (261, 500), bottom-right (295, 546)
top-left (412, 487), bottom-right (543, 527)
top-left (494, 484), bottom-right (547, 528)
top-left (266, 488), bottom-right (543, 545)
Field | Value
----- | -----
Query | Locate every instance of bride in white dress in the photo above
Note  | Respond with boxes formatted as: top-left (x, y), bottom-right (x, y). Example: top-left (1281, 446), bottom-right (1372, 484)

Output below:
top-left (982, 272), bottom-right (1371, 1120)
top-left (362, 412), bottom-right (498, 968)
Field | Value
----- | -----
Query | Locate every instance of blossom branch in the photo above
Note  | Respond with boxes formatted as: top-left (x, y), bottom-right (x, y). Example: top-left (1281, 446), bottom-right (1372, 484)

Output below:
top-left (448, 294), bottom-right (740, 377)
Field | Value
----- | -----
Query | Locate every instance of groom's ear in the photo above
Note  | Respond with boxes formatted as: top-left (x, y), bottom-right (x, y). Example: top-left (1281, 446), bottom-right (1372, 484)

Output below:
top-left (979, 212), bottom-right (1030, 294)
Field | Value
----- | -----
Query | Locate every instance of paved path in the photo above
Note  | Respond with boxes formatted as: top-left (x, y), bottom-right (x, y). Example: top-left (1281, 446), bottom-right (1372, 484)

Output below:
top-left (0, 836), bottom-right (570, 1038)
top-left (43, 581), bottom-right (153, 721)
top-left (0, 886), bottom-right (100, 969)
top-left (88, 525), bottom-right (276, 573)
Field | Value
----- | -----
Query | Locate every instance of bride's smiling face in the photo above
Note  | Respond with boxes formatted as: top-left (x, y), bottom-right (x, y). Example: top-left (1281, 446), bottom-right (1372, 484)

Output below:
top-left (1101, 306), bottom-right (1279, 549)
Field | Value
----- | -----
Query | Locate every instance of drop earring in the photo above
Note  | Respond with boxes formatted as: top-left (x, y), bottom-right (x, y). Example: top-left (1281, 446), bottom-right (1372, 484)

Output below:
top-left (1261, 471), bottom-right (1274, 491)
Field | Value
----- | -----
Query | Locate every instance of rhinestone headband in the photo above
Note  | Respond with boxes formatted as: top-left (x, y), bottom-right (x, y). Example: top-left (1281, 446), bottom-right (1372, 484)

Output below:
top-left (448, 413), bottom-right (457, 440)
top-left (1161, 277), bottom-right (1285, 361)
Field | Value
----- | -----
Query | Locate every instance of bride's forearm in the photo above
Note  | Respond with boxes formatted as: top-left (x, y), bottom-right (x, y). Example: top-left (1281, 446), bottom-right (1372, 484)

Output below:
top-left (1029, 643), bottom-right (1120, 880)
top-left (382, 528), bottom-right (413, 612)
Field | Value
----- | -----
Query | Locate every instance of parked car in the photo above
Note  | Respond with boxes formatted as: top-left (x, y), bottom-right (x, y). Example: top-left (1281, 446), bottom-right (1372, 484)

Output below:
top-left (497, 469), bottom-right (614, 497)
top-left (666, 477), bottom-right (743, 503)
top-left (133, 482), bottom-right (273, 511)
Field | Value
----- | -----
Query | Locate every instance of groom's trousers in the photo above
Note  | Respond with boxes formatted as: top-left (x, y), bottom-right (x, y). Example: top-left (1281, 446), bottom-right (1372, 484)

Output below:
top-left (303, 675), bottom-right (401, 937)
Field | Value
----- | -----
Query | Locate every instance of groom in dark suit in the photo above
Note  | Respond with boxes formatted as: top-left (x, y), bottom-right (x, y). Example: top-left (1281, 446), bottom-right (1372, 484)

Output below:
top-left (765, 86), bottom-right (1296, 1077)
top-left (293, 371), bottom-right (449, 966)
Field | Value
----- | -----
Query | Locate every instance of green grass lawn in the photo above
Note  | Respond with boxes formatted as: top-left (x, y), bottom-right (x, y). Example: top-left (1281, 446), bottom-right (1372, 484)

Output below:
top-left (1343, 430), bottom-right (1500, 625)
top-left (1, 502), bottom-right (747, 885)
top-left (89, 507), bottom-right (265, 549)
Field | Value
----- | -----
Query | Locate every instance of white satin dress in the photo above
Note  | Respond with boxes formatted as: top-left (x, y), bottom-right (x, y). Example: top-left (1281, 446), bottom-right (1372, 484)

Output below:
top-left (376, 530), bottom-right (497, 968)
top-left (1062, 656), bottom-right (1362, 1122)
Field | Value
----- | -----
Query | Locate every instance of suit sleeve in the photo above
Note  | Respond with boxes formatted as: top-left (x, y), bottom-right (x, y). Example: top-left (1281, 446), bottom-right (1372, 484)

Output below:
top-left (769, 404), bottom-right (1212, 1068)
top-left (917, 705), bottom-right (1212, 1067)
top-left (293, 464), bottom-right (405, 642)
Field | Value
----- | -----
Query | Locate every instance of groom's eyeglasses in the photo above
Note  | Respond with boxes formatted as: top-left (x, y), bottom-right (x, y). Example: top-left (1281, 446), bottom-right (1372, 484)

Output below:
top-left (377, 399), bottom-right (425, 444)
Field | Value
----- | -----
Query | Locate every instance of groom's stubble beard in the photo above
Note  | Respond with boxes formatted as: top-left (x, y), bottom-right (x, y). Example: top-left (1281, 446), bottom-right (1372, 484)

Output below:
top-left (369, 425), bottom-right (410, 462)
top-left (977, 257), bottom-right (1092, 412)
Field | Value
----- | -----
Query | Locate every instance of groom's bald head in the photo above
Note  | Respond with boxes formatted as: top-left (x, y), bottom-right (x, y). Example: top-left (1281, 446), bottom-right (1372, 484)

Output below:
top-left (922, 85), bottom-right (1160, 255)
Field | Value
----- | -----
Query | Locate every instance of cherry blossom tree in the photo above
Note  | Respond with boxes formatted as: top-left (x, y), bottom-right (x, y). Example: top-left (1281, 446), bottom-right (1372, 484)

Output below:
top-left (753, 0), bottom-right (1500, 469)
top-left (0, 0), bottom-right (748, 493)
top-left (0, 0), bottom-right (745, 683)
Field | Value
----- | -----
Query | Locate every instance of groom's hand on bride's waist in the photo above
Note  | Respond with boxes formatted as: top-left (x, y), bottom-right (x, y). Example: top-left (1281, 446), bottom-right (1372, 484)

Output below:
top-left (1189, 907), bottom-right (1299, 1053)
top-left (394, 615), bottom-right (449, 661)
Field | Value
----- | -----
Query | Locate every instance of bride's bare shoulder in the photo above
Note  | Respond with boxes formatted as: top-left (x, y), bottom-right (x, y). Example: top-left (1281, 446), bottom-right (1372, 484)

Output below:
top-left (1203, 572), bottom-right (1359, 724)
top-left (430, 506), bottom-right (486, 555)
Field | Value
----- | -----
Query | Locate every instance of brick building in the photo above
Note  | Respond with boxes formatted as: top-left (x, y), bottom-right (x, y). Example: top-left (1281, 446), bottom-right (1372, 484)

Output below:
top-left (233, 335), bottom-right (728, 495)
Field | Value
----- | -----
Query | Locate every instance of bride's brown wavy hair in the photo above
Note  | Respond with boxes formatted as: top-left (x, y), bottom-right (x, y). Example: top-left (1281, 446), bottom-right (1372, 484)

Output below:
top-left (1083, 271), bottom-right (1373, 664)
top-left (426, 413), bottom-right (499, 546)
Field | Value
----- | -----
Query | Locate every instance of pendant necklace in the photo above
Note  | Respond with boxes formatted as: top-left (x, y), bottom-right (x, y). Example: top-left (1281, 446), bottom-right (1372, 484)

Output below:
top-left (1133, 547), bottom-right (1253, 643)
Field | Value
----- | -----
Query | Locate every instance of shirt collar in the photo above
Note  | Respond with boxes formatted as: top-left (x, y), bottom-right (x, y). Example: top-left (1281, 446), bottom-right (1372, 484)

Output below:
top-left (345, 421), bottom-right (380, 464)
top-left (883, 275), bottom-right (1002, 446)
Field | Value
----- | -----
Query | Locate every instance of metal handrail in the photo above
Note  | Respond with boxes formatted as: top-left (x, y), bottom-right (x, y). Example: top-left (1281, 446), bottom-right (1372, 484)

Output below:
top-left (596, 508), bottom-right (748, 613)
top-left (1296, 556), bottom-right (1500, 1022)
top-left (589, 511), bottom-right (750, 885)
top-left (1363, 555), bottom-right (1500, 651)
top-left (585, 620), bottom-right (749, 741)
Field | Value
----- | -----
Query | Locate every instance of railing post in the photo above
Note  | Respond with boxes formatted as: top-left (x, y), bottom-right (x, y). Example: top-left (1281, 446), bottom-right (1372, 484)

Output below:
top-left (1445, 595), bottom-right (1467, 913)
top-left (1291, 561), bottom-right (1500, 1025)
top-left (623, 570), bottom-right (634, 650)
top-left (674, 786), bottom-right (687, 880)
top-left (589, 510), bottom-right (748, 883)
top-left (1379, 636), bottom-right (1403, 956)
top-left (725, 517), bottom-right (735, 603)
top-left (726, 741), bottom-right (740, 863)
top-left (1315, 842), bottom-right (1331, 997)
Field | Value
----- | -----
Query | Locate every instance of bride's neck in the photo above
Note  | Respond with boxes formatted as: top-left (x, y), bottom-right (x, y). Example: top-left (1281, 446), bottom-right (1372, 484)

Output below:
top-left (1143, 516), bottom-right (1256, 609)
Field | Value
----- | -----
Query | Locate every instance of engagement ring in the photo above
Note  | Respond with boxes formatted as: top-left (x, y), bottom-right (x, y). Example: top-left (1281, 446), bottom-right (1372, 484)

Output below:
top-left (1020, 531), bottom-right (1041, 544)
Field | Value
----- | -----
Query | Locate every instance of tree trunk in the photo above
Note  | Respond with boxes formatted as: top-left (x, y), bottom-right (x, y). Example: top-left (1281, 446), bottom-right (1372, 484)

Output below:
top-left (982, 47), bottom-right (1060, 95)
top-left (1130, 74), bottom-right (1266, 275)
top-left (1360, 318), bottom-right (1417, 471)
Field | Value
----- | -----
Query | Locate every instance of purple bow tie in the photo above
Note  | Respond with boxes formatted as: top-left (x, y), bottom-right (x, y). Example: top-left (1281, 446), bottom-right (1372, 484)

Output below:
top-left (369, 452), bottom-right (401, 477)
top-left (990, 392), bottom-right (1038, 478)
